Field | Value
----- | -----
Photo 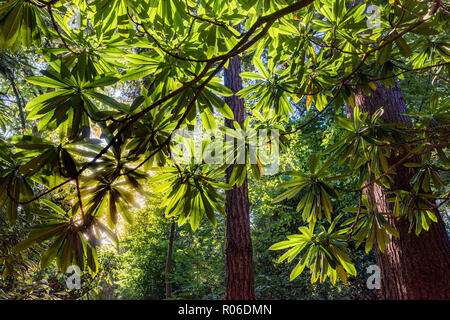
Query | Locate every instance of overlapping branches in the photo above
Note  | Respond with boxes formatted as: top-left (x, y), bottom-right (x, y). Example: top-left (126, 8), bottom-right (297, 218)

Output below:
top-left (14, 0), bottom-right (316, 207)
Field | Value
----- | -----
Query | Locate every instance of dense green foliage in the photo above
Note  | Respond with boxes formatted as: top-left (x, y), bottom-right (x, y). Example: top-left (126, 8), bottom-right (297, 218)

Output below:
top-left (0, 0), bottom-right (448, 299)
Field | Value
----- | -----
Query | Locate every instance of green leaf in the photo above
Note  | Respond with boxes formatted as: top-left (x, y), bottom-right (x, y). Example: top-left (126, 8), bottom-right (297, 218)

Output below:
top-left (269, 240), bottom-right (299, 251)
top-left (254, 58), bottom-right (269, 79)
top-left (41, 199), bottom-right (67, 217)
top-left (26, 76), bottom-right (69, 89)
top-left (0, 2), bottom-right (23, 49)
top-left (290, 258), bottom-right (307, 281)
top-left (240, 72), bottom-right (266, 80)
top-left (206, 79), bottom-right (234, 97)
top-left (12, 224), bottom-right (67, 253)
top-left (87, 75), bottom-right (119, 88)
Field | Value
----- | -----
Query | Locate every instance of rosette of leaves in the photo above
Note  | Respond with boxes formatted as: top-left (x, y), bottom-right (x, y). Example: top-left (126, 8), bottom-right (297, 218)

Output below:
top-left (0, 139), bottom-right (34, 226)
top-left (221, 118), bottom-right (287, 187)
top-left (385, 149), bottom-right (447, 235)
top-left (405, 96), bottom-right (450, 168)
top-left (150, 162), bottom-right (230, 231)
top-left (269, 218), bottom-right (356, 284)
top-left (72, 141), bottom-right (146, 228)
top-left (39, 3), bottom-right (130, 77)
top-left (90, 0), bottom-right (146, 37)
top-left (0, 0), bottom-right (46, 50)
top-left (391, 190), bottom-right (440, 236)
top-left (408, 159), bottom-right (446, 194)
top-left (10, 135), bottom-right (80, 187)
top-left (122, 50), bottom-right (236, 129)
top-left (120, 90), bottom-right (177, 168)
top-left (311, 0), bottom-right (368, 50)
top-left (45, 43), bottom-right (127, 82)
top-left (272, 154), bottom-right (341, 224)
top-left (25, 58), bottom-right (123, 140)
top-left (325, 106), bottom-right (401, 188)
top-left (171, 75), bottom-right (235, 130)
top-left (11, 199), bottom-right (100, 275)
top-left (238, 58), bottom-right (294, 121)
top-left (342, 195), bottom-right (399, 254)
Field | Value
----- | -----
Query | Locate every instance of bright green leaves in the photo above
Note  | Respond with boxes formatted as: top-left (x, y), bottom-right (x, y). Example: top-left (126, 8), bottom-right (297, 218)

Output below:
top-left (78, 143), bottom-right (146, 228)
top-left (409, 35), bottom-right (450, 70)
top-left (182, 0), bottom-right (241, 58)
top-left (405, 98), bottom-right (450, 168)
top-left (25, 63), bottom-right (120, 140)
top-left (270, 222), bottom-right (356, 284)
top-left (12, 199), bottom-right (99, 275)
top-left (151, 165), bottom-right (229, 231)
top-left (326, 107), bottom-right (395, 187)
top-left (0, 0), bottom-right (42, 50)
top-left (122, 53), bottom-right (160, 82)
top-left (273, 155), bottom-right (340, 224)
top-left (222, 120), bottom-right (280, 186)
top-left (11, 135), bottom-right (79, 185)
top-left (91, 0), bottom-right (137, 37)
top-left (0, 0), bottom-right (447, 292)
top-left (238, 58), bottom-right (293, 121)
top-left (147, 0), bottom-right (189, 31)
top-left (313, 0), bottom-right (367, 47)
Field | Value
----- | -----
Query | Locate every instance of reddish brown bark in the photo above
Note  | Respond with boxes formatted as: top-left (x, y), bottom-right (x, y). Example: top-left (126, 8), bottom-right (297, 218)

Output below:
top-left (347, 81), bottom-right (450, 299)
top-left (224, 55), bottom-right (255, 300)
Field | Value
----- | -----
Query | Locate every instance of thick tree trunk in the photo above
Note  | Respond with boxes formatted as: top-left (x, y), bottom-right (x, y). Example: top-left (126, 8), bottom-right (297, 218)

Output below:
top-left (224, 55), bottom-right (255, 300)
top-left (164, 219), bottom-right (175, 299)
top-left (347, 81), bottom-right (450, 299)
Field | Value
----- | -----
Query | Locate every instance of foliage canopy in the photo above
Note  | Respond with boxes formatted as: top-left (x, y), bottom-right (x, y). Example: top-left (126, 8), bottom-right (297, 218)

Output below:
top-left (0, 0), bottom-right (448, 285)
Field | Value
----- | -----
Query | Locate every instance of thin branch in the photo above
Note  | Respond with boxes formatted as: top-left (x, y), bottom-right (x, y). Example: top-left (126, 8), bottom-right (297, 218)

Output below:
top-left (349, 62), bottom-right (450, 85)
top-left (335, 141), bottom-right (450, 195)
top-left (14, 0), bottom-right (315, 206)
top-left (7, 74), bottom-right (26, 131)
top-left (75, 177), bottom-right (86, 224)
top-left (282, 53), bottom-right (370, 136)
top-left (347, 191), bottom-right (363, 241)
top-left (184, 0), bottom-right (238, 36)
top-left (46, 4), bottom-right (76, 53)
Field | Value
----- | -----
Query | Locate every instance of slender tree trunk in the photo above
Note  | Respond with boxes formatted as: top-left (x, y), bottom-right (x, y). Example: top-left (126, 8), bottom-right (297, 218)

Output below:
top-left (224, 55), bottom-right (255, 300)
top-left (165, 219), bottom-right (176, 299)
top-left (347, 81), bottom-right (450, 299)
top-left (8, 75), bottom-right (26, 131)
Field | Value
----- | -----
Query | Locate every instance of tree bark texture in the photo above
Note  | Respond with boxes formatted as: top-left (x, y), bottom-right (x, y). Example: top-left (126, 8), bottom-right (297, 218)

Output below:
top-left (224, 55), bottom-right (255, 300)
top-left (347, 81), bottom-right (450, 299)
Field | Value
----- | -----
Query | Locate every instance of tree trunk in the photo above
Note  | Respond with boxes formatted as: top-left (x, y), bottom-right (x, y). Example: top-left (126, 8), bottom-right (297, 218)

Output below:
top-left (164, 219), bottom-right (175, 299)
top-left (347, 81), bottom-right (450, 299)
top-left (8, 75), bottom-right (26, 131)
top-left (224, 55), bottom-right (255, 300)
